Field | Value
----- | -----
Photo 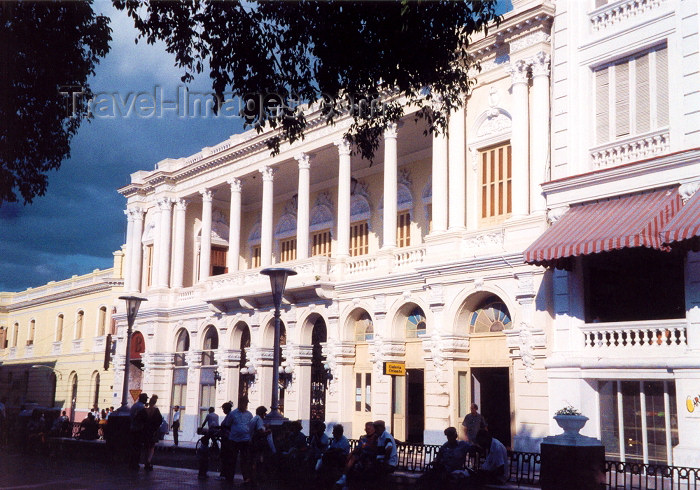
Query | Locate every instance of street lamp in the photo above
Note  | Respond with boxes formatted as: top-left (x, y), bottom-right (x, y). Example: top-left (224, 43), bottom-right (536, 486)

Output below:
top-left (115, 295), bottom-right (147, 414)
top-left (260, 267), bottom-right (296, 423)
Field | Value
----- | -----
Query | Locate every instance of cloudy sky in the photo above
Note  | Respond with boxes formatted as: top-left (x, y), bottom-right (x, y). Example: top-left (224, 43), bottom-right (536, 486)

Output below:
top-left (0, 0), bottom-right (244, 292)
top-left (0, 1), bottom-right (512, 293)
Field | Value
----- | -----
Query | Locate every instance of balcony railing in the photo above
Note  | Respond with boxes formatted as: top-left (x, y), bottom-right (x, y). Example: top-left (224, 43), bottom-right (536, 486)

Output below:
top-left (393, 245), bottom-right (426, 269)
top-left (581, 319), bottom-right (687, 351)
top-left (589, 0), bottom-right (667, 33)
top-left (589, 129), bottom-right (669, 168)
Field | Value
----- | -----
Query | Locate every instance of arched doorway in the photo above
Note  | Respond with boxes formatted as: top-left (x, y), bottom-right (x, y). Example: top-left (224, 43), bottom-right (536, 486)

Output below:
top-left (458, 293), bottom-right (514, 448)
top-left (236, 323), bottom-right (251, 400)
top-left (310, 317), bottom-right (327, 422)
top-left (199, 325), bottom-right (219, 424)
top-left (69, 373), bottom-right (78, 423)
top-left (348, 308), bottom-right (373, 438)
top-left (171, 328), bottom-right (190, 429)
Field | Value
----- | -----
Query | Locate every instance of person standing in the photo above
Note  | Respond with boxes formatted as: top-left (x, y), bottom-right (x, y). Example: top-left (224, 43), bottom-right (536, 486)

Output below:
top-left (200, 406), bottom-right (219, 434)
top-left (222, 397), bottom-right (253, 483)
top-left (129, 392), bottom-right (148, 471)
top-left (141, 394), bottom-right (163, 471)
top-left (462, 403), bottom-right (487, 444)
top-left (171, 405), bottom-right (180, 446)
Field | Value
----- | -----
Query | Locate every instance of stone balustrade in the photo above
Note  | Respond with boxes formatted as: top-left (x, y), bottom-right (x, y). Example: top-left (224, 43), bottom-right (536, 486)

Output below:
top-left (590, 0), bottom-right (666, 32)
top-left (581, 319), bottom-right (687, 350)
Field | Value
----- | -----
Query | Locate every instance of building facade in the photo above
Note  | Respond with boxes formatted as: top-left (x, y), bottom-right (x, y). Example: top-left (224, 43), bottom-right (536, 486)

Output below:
top-left (524, 0), bottom-right (700, 466)
top-left (0, 252), bottom-right (125, 422)
top-left (115, 0), bottom-right (554, 448)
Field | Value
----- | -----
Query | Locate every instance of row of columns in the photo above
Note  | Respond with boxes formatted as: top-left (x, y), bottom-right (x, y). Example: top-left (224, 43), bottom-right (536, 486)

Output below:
top-left (122, 123), bottom-right (401, 292)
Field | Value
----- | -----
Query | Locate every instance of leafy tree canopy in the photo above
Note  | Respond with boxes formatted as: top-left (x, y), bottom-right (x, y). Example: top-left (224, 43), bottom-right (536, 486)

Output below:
top-left (114, 0), bottom-right (500, 161)
top-left (0, 1), bottom-right (111, 205)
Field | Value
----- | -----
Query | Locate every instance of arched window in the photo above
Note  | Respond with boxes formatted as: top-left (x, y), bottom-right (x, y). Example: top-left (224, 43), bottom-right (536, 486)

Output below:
top-left (278, 322), bottom-right (287, 415)
top-left (238, 325), bottom-right (251, 399)
top-left (70, 373), bottom-right (79, 422)
top-left (56, 314), bottom-right (64, 342)
top-left (0, 327), bottom-right (6, 349)
top-left (97, 306), bottom-right (107, 337)
top-left (406, 307), bottom-right (426, 338)
top-left (199, 326), bottom-right (219, 423)
top-left (76, 310), bottom-right (84, 339)
top-left (172, 329), bottom-right (190, 422)
top-left (310, 318), bottom-right (328, 422)
top-left (92, 372), bottom-right (101, 410)
top-left (28, 320), bottom-right (35, 346)
top-left (275, 213), bottom-right (297, 263)
top-left (12, 323), bottom-right (19, 348)
top-left (469, 298), bottom-right (512, 333)
top-left (354, 312), bottom-right (374, 342)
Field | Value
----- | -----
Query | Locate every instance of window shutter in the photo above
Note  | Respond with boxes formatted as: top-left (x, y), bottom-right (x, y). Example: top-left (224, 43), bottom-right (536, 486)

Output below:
top-left (615, 62), bottom-right (630, 137)
top-left (655, 46), bottom-right (669, 127)
top-left (635, 53), bottom-right (650, 134)
top-left (595, 68), bottom-right (610, 144)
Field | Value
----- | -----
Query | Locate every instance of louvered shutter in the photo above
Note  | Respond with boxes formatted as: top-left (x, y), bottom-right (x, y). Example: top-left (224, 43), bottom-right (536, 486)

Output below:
top-left (596, 68), bottom-right (610, 144)
top-left (635, 53), bottom-right (650, 133)
top-left (655, 46), bottom-right (669, 127)
top-left (615, 62), bottom-right (630, 137)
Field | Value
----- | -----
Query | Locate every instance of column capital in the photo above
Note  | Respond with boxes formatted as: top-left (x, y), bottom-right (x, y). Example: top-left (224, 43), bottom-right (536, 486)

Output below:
top-left (384, 122), bottom-right (400, 140)
top-left (174, 198), bottom-right (188, 211)
top-left (128, 207), bottom-right (145, 220)
top-left (124, 209), bottom-right (134, 221)
top-left (200, 189), bottom-right (213, 202)
top-left (259, 166), bottom-right (274, 182)
top-left (334, 138), bottom-right (352, 156)
top-left (295, 153), bottom-right (311, 170)
top-left (530, 51), bottom-right (551, 78)
top-left (507, 59), bottom-right (530, 85)
top-left (227, 177), bottom-right (242, 192)
top-left (157, 196), bottom-right (172, 210)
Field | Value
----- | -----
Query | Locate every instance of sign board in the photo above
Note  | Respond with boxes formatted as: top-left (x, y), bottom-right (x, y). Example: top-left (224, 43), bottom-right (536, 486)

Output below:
top-left (129, 389), bottom-right (142, 402)
top-left (383, 361), bottom-right (406, 376)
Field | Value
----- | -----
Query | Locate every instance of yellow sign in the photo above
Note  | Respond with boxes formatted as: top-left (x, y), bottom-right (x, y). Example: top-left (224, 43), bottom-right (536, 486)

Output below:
top-left (129, 389), bottom-right (142, 402)
top-left (383, 361), bottom-right (406, 376)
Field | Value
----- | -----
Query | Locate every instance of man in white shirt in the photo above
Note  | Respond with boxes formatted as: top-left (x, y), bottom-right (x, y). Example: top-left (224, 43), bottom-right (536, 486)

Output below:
top-left (201, 406), bottom-right (220, 434)
top-left (171, 405), bottom-right (181, 446)
top-left (374, 420), bottom-right (398, 474)
top-left (473, 429), bottom-right (508, 484)
top-left (222, 397), bottom-right (253, 483)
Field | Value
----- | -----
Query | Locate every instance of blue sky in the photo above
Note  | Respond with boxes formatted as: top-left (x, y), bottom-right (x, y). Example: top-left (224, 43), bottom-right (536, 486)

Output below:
top-left (0, 0), bottom-right (511, 292)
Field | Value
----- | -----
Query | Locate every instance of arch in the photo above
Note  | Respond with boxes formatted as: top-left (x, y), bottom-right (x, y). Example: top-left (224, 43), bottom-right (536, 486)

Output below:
top-left (310, 316), bottom-right (328, 422)
top-left (56, 314), bottom-right (64, 342)
top-left (235, 322), bottom-right (252, 400)
top-left (69, 372), bottom-right (79, 422)
top-left (310, 194), bottom-right (334, 233)
top-left (201, 325), bottom-right (219, 366)
top-left (472, 107), bottom-right (513, 140)
top-left (97, 306), bottom-right (108, 337)
top-left (12, 322), bottom-right (18, 348)
top-left (130, 331), bottom-right (146, 360)
top-left (447, 285), bottom-right (517, 336)
top-left (454, 290), bottom-right (514, 335)
top-left (275, 213), bottom-right (297, 239)
top-left (142, 212), bottom-right (156, 243)
top-left (91, 371), bottom-right (101, 410)
top-left (196, 208), bottom-right (230, 245)
top-left (353, 310), bottom-right (374, 342)
top-left (174, 328), bottom-right (190, 366)
top-left (298, 311), bottom-right (330, 345)
top-left (248, 221), bottom-right (261, 244)
top-left (263, 319), bottom-right (287, 347)
top-left (0, 326), bottom-right (6, 349)
top-left (350, 194), bottom-right (371, 223)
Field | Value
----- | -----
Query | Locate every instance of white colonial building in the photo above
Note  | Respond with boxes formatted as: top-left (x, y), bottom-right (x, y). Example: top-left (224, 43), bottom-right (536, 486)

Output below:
top-left (114, 0), bottom-right (554, 449)
top-left (524, 0), bottom-right (700, 467)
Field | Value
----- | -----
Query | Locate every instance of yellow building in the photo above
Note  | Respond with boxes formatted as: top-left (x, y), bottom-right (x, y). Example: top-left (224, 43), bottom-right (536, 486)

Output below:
top-left (0, 250), bottom-right (124, 422)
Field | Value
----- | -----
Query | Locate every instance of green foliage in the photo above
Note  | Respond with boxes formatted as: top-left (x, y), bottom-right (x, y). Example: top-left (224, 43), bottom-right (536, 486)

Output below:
top-left (555, 405), bottom-right (583, 416)
top-left (0, 0), bottom-right (111, 205)
top-left (113, 0), bottom-right (500, 161)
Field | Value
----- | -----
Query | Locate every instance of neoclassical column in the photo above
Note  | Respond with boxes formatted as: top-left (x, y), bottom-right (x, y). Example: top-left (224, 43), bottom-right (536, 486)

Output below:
top-left (151, 206), bottom-right (161, 286)
top-left (157, 197), bottom-right (173, 288)
top-left (123, 209), bottom-right (135, 291)
top-left (335, 139), bottom-right (352, 258)
top-left (130, 208), bottom-right (145, 292)
top-left (296, 154), bottom-right (311, 260)
top-left (227, 178), bottom-right (242, 272)
top-left (508, 59), bottom-right (530, 217)
top-left (431, 129), bottom-right (449, 233)
top-left (530, 52), bottom-right (550, 214)
top-left (448, 103), bottom-right (466, 230)
top-left (172, 198), bottom-right (188, 288)
top-left (199, 189), bottom-right (213, 281)
top-left (260, 166), bottom-right (274, 268)
top-left (382, 123), bottom-right (399, 249)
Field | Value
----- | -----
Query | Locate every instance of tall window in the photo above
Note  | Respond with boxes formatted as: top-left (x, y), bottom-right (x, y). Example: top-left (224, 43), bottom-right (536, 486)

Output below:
top-left (172, 329), bottom-right (189, 425)
top-left (480, 142), bottom-right (512, 224)
top-left (350, 222), bottom-right (369, 257)
top-left (199, 326), bottom-right (219, 424)
top-left (355, 372), bottom-right (372, 412)
top-left (397, 211), bottom-right (411, 248)
top-left (27, 320), bottom-right (35, 346)
top-left (354, 312), bottom-right (374, 342)
top-left (145, 244), bottom-right (154, 287)
top-left (92, 372), bottom-right (101, 410)
top-left (312, 230), bottom-right (332, 257)
top-left (56, 314), bottom-right (64, 342)
top-left (211, 246), bottom-right (228, 276)
top-left (98, 307), bottom-right (107, 337)
top-left (279, 237), bottom-right (297, 262)
top-left (76, 311), bottom-right (84, 339)
top-left (251, 245), bottom-right (261, 268)
top-left (238, 326), bottom-right (251, 399)
top-left (595, 45), bottom-right (668, 145)
top-left (12, 323), bottom-right (18, 347)
top-left (0, 327), bottom-right (6, 349)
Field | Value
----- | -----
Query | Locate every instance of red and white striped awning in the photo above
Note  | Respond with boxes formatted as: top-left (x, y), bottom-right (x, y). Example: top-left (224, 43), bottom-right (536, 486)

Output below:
top-left (661, 191), bottom-right (700, 246)
top-left (524, 187), bottom-right (682, 268)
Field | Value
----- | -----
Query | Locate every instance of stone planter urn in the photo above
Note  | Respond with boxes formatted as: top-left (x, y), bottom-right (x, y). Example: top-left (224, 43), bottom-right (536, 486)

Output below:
top-left (553, 414), bottom-right (589, 437)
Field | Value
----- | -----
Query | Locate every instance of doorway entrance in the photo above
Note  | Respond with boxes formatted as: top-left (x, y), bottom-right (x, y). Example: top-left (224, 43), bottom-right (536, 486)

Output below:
top-left (406, 369), bottom-right (424, 443)
top-left (471, 367), bottom-right (511, 448)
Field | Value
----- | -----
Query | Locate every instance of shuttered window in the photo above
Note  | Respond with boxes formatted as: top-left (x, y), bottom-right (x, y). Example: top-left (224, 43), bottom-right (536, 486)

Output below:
top-left (211, 247), bottom-right (228, 276)
top-left (479, 142), bottom-right (512, 225)
top-left (145, 244), bottom-right (154, 287)
top-left (251, 245), bottom-right (261, 268)
top-left (594, 45), bottom-right (668, 145)
top-left (311, 229), bottom-right (332, 257)
top-left (279, 237), bottom-right (297, 263)
top-left (397, 211), bottom-right (411, 248)
top-left (350, 222), bottom-right (369, 257)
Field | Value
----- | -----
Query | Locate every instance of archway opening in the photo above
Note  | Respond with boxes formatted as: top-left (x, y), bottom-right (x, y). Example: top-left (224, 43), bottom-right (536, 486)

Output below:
top-left (310, 317), bottom-right (327, 422)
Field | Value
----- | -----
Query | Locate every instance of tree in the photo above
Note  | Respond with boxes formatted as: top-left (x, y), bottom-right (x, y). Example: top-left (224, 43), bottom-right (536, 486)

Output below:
top-left (114, 0), bottom-right (500, 161)
top-left (0, 1), bottom-right (111, 205)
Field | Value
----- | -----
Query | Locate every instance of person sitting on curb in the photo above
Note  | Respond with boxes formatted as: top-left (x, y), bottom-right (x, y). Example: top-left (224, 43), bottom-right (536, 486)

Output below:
top-left (417, 427), bottom-right (471, 489)
top-left (335, 421), bottom-right (378, 488)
